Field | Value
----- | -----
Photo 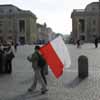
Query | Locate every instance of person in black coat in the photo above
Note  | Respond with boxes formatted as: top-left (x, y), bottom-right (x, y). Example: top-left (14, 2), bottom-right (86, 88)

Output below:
top-left (27, 45), bottom-right (47, 94)
top-left (0, 44), bottom-right (4, 73)
top-left (35, 46), bottom-right (48, 85)
top-left (94, 37), bottom-right (98, 48)
top-left (4, 44), bottom-right (15, 74)
top-left (76, 39), bottom-right (80, 48)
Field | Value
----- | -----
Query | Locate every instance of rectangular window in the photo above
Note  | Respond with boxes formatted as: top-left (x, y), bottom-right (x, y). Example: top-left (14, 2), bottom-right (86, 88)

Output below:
top-left (0, 9), bottom-right (4, 13)
top-left (0, 21), bottom-right (3, 27)
top-left (19, 20), bottom-right (25, 32)
top-left (92, 27), bottom-right (96, 32)
top-left (0, 30), bottom-right (2, 33)
top-left (0, 37), bottom-right (3, 42)
top-left (79, 19), bottom-right (85, 33)
top-left (93, 20), bottom-right (96, 25)
top-left (8, 36), bottom-right (12, 39)
top-left (0, 23), bottom-right (2, 26)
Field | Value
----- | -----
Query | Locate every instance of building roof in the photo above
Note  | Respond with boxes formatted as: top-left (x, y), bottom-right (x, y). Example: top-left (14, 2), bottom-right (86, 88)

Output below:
top-left (0, 4), bottom-right (37, 18)
top-left (71, 1), bottom-right (100, 17)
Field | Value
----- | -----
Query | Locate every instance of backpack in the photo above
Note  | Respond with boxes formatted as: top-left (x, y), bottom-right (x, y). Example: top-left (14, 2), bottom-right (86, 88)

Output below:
top-left (36, 52), bottom-right (46, 68)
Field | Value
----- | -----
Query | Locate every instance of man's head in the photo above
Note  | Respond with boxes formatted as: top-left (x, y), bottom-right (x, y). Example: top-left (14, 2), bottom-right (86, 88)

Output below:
top-left (35, 45), bottom-right (40, 51)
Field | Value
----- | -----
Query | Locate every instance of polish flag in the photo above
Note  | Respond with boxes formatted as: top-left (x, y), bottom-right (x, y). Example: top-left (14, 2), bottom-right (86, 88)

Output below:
top-left (39, 36), bottom-right (71, 78)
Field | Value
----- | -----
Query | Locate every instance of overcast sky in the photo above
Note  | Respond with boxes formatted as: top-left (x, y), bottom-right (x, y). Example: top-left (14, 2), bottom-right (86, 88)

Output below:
top-left (0, 0), bottom-right (98, 35)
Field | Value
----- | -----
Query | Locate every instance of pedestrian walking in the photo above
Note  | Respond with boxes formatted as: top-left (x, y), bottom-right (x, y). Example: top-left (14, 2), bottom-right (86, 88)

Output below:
top-left (0, 43), bottom-right (4, 73)
top-left (94, 37), bottom-right (98, 48)
top-left (36, 46), bottom-right (48, 85)
top-left (4, 43), bottom-right (15, 74)
top-left (14, 42), bottom-right (18, 52)
top-left (27, 45), bottom-right (48, 94)
top-left (76, 39), bottom-right (80, 48)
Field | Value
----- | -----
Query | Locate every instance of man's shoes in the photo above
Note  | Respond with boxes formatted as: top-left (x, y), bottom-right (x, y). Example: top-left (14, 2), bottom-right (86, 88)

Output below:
top-left (28, 88), bottom-right (35, 92)
top-left (41, 89), bottom-right (48, 94)
top-left (28, 88), bottom-right (32, 92)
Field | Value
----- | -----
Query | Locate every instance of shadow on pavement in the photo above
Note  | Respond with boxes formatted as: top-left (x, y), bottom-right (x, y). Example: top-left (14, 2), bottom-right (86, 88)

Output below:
top-left (63, 76), bottom-right (88, 88)
top-left (7, 90), bottom-right (49, 100)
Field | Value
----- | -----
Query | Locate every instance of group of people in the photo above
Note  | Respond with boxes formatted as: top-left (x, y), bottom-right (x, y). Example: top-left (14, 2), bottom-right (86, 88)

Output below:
top-left (0, 41), bottom-right (48, 94)
top-left (27, 45), bottom-right (48, 94)
top-left (0, 42), bottom-right (15, 74)
top-left (76, 37), bottom-right (99, 48)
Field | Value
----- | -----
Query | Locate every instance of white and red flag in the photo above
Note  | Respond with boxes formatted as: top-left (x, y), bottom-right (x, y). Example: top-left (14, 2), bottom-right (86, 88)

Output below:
top-left (39, 36), bottom-right (71, 78)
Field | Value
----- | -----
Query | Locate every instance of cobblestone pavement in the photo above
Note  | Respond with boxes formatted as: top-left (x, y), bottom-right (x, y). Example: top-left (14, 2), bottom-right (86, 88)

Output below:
top-left (0, 44), bottom-right (100, 100)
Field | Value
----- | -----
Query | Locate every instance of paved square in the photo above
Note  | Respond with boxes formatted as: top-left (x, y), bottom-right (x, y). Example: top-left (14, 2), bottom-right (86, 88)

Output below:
top-left (0, 44), bottom-right (100, 100)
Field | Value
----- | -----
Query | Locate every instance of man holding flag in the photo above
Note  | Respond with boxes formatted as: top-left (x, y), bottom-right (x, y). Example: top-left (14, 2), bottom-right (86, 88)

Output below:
top-left (39, 36), bottom-right (71, 78)
top-left (27, 46), bottom-right (48, 94)
top-left (27, 36), bottom-right (71, 94)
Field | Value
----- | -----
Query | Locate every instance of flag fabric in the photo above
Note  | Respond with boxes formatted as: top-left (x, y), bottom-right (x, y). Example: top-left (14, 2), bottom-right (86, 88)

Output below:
top-left (39, 36), bottom-right (71, 78)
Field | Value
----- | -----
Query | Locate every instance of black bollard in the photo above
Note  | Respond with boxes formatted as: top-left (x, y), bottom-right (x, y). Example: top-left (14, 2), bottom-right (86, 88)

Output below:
top-left (78, 55), bottom-right (88, 79)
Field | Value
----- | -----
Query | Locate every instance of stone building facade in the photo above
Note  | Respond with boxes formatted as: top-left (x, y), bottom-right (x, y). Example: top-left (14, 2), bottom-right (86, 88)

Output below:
top-left (71, 1), bottom-right (100, 43)
top-left (0, 4), bottom-right (37, 44)
top-left (36, 23), bottom-right (55, 44)
top-left (36, 23), bottom-right (48, 43)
